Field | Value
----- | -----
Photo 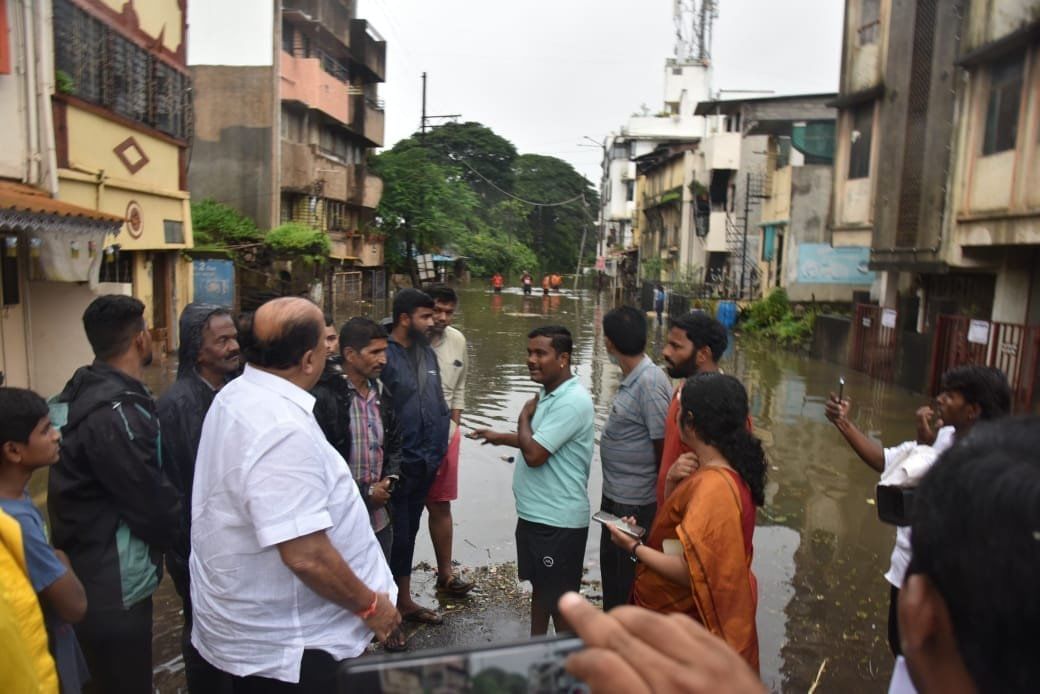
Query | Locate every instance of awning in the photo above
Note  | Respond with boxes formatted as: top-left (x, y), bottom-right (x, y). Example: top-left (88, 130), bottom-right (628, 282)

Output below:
top-left (0, 181), bottom-right (124, 234)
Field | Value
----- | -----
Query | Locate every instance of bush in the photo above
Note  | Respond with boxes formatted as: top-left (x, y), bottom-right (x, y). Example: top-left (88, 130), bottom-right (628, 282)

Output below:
top-left (740, 288), bottom-right (815, 347)
top-left (191, 199), bottom-right (262, 248)
top-left (265, 223), bottom-right (330, 263)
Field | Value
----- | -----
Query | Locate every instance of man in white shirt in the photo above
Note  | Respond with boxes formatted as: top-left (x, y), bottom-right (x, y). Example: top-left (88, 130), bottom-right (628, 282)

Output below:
top-left (190, 298), bottom-right (399, 690)
top-left (825, 364), bottom-right (1010, 659)
top-left (424, 286), bottom-right (474, 597)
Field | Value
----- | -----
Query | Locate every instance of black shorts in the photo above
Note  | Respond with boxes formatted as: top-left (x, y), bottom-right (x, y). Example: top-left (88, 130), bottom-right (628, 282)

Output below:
top-left (515, 518), bottom-right (588, 610)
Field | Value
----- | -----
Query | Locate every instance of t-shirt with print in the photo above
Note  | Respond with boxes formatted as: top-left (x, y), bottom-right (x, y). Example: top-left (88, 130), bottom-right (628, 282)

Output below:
top-left (512, 376), bottom-right (595, 529)
top-left (0, 493), bottom-right (89, 693)
top-left (883, 425), bottom-right (955, 587)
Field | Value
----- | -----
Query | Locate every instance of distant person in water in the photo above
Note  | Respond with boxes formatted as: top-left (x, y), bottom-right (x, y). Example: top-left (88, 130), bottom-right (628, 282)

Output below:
top-left (521, 271), bottom-right (533, 295)
top-left (491, 273), bottom-right (504, 293)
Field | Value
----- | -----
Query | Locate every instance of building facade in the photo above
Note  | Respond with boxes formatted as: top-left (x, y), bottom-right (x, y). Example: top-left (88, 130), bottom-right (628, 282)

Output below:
top-left (51, 0), bottom-right (195, 353)
top-left (0, 0), bottom-right (125, 396)
top-left (189, 0), bottom-right (387, 307)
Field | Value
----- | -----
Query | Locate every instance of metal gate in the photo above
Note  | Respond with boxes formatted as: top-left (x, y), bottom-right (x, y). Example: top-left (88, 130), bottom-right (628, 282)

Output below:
top-left (331, 271), bottom-right (363, 315)
top-left (849, 303), bottom-right (898, 382)
top-left (930, 314), bottom-right (1040, 414)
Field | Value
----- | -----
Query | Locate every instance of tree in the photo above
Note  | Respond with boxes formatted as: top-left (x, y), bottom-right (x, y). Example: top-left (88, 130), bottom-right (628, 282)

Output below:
top-left (512, 154), bottom-right (598, 272)
top-left (190, 198), bottom-right (262, 250)
top-left (397, 122), bottom-right (518, 203)
top-left (371, 146), bottom-right (479, 276)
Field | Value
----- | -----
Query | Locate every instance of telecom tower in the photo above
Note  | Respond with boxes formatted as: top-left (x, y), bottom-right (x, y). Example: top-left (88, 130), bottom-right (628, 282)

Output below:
top-left (673, 0), bottom-right (718, 65)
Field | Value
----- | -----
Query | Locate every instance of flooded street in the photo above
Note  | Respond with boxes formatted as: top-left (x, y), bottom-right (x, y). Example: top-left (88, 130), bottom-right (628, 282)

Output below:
top-left (139, 286), bottom-right (928, 692)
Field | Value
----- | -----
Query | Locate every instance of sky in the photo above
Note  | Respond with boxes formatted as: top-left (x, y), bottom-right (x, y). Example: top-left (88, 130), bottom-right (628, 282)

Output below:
top-left (356, 0), bottom-right (845, 184)
top-left (188, 1), bottom-right (845, 185)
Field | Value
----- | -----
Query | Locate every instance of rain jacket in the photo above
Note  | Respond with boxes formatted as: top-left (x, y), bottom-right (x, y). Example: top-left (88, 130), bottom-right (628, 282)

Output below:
top-left (156, 303), bottom-right (229, 599)
top-left (380, 336), bottom-right (450, 488)
top-left (47, 361), bottom-right (180, 612)
top-left (311, 359), bottom-right (404, 494)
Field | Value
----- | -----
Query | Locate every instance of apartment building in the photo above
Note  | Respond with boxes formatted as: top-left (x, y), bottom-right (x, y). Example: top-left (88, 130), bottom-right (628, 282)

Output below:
top-left (189, 0), bottom-right (387, 303)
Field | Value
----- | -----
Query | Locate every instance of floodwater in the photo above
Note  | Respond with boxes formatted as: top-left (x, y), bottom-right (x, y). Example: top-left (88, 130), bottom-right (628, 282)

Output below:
top-left (130, 287), bottom-right (926, 691)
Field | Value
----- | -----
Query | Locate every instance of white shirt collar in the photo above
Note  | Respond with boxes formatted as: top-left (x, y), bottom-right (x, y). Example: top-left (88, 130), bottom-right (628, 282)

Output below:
top-left (241, 364), bottom-right (316, 413)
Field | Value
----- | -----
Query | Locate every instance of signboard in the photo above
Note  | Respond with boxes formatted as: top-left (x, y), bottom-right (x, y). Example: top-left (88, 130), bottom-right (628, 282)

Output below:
top-left (967, 320), bottom-right (990, 345)
top-left (796, 244), bottom-right (875, 285)
top-left (881, 308), bottom-right (897, 329)
top-left (193, 259), bottom-right (234, 307)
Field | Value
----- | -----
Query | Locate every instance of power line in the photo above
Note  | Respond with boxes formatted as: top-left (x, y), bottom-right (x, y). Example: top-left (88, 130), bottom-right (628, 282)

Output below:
top-left (448, 155), bottom-right (588, 208)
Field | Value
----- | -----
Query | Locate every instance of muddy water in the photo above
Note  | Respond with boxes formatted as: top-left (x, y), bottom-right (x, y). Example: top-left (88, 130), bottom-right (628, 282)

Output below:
top-left (133, 287), bottom-right (929, 691)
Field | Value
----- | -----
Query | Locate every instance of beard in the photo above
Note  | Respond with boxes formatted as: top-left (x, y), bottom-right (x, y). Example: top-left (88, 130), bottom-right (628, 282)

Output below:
top-left (665, 359), bottom-right (696, 379)
top-left (407, 325), bottom-right (428, 345)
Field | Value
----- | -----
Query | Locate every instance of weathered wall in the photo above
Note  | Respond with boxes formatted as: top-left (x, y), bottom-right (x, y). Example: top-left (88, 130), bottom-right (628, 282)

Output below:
top-left (189, 66), bottom-right (276, 230)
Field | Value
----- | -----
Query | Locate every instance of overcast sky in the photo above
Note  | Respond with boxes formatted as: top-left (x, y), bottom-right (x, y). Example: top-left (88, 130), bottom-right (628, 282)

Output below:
top-left (356, 0), bottom-right (845, 184)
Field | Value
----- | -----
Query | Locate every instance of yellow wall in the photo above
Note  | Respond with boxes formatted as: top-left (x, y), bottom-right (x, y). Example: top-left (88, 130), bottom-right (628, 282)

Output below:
top-left (98, 0), bottom-right (183, 54)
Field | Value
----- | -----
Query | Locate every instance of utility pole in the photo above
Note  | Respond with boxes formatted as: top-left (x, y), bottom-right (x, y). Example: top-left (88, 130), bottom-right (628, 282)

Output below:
top-left (740, 171), bottom-right (750, 299)
top-left (418, 72), bottom-right (460, 138)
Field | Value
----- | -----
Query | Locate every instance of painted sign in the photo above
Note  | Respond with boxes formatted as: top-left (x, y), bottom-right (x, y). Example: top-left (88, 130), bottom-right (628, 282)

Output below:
top-left (882, 309), bottom-right (897, 329)
top-left (967, 320), bottom-right (990, 345)
top-left (193, 259), bottom-right (235, 307)
top-left (796, 244), bottom-right (875, 285)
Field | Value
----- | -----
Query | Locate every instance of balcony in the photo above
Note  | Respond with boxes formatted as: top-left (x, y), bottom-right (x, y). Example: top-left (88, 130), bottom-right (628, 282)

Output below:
top-left (280, 51), bottom-right (351, 126)
top-left (705, 132), bottom-right (741, 171)
top-left (350, 19), bottom-right (386, 82)
top-left (706, 211), bottom-right (730, 252)
top-left (362, 172), bottom-right (383, 210)
top-left (282, 141), bottom-right (377, 206)
top-left (282, 0), bottom-right (352, 48)
top-left (350, 94), bottom-right (385, 147)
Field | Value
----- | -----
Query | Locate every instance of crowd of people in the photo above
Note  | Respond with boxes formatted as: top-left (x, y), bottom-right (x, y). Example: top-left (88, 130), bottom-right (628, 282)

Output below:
top-left (0, 287), bottom-right (1037, 694)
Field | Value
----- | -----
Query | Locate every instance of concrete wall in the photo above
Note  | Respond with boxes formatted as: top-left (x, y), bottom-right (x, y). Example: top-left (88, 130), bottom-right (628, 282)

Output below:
top-left (27, 281), bottom-right (109, 397)
top-left (190, 66), bottom-right (277, 229)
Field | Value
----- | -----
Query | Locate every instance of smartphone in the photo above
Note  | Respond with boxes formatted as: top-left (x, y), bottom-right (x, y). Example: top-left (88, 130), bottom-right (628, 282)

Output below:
top-left (384, 475), bottom-right (400, 493)
top-left (876, 484), bottom-right (915, 527)
top-left (837, 376), bottom-right (845, 403)
top-left (592, 511), bottom-right (645, 539)
top-left (339, 635), bottom-right (588, 693)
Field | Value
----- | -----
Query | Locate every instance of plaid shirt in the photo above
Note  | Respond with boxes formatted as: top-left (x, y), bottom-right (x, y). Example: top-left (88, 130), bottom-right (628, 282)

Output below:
top-left (347, 379), bottom-right (389, 531)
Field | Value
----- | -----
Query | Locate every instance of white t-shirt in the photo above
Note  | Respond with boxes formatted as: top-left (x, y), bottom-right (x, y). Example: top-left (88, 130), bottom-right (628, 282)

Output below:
top-left (883, 425), bottom-right (955, 588)
top-left (432, 325), bottom-right (467, 413)
top-left (190, 365), bottom-right (396, 683)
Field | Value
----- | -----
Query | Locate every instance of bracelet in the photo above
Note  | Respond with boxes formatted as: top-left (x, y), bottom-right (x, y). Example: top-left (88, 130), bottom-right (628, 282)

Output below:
top-left (628, 539), bottom-right (644, 563)
top-left (356, 592), bottom-right (379, 619)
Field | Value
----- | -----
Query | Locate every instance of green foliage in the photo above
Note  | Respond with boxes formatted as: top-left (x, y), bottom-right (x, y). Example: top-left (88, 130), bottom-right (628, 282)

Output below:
top-left (641, 257), bottom-right (664, 281)
top-left (372, 122), bottom-right (598, 277)
top-left (265, 222), bottom-right (330, 263)
top-left (191, 198), bottom-right (262, 248)
top-left (55, 69), bottom-right (75, 95)
top-left (740, 288), bottom-right (816, 347)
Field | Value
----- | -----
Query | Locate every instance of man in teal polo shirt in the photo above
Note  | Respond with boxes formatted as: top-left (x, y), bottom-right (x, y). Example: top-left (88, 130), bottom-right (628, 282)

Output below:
top-left (473, 325), bottom-right (593, 635)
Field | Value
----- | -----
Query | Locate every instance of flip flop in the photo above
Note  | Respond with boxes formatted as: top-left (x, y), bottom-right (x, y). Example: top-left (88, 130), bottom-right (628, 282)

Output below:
top-left (402, 607), bottom-right (443, 625)
top-left (436, 575), bottom-right (475, 597)
top-left (383, 626), bottom-right (408, 652)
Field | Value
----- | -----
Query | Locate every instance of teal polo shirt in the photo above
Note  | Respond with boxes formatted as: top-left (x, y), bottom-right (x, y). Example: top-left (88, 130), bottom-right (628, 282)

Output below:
top-left (512, 376), bottom-right (594, 529)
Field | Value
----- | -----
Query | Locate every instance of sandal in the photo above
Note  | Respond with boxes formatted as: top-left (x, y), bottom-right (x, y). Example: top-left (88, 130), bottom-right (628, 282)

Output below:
top-left (383, 626), bottom-right (408, 652)
top-left (436, 574), bottom-right (475, 597)
top-left (401, 607), bottom-right (443, 625)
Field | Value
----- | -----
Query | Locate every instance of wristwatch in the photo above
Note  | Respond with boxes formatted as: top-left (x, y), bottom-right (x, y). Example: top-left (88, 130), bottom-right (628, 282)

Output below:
top-left (628, 539), bottom-right (644, 563)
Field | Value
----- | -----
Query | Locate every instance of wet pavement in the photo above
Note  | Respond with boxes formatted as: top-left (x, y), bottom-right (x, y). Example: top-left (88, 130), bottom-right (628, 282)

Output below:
top-left (52, 287), bottom-right (931, 692)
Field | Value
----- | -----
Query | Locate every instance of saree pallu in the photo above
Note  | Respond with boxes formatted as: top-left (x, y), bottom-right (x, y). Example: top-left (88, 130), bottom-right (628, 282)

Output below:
top-left (632, 467), bottom-right (759, 672)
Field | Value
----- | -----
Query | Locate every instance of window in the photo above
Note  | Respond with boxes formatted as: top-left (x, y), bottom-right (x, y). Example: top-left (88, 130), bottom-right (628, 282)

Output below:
top-left (163, 220), bottom-right (184, 244)
top-left (282, 23), bottom-right (294, 54)
top-left (981, 54), bottom-right (1024, 156)
top-left (847, 104), bottom-right (873, 179)
top-left (52, 0), bottom-right (191, 140)
top-left (98, 249), bottom-right (133, 283)
top-left (857, 0), bottom-right (881, 46)
top-left (625, 181), bottom-right (634, 202)
top-left (319, 126), bottom-right (349, 160)
top-left (612, 142), bottom-right (628, 159)
top-left (281, 106), bottom-right (305, 142)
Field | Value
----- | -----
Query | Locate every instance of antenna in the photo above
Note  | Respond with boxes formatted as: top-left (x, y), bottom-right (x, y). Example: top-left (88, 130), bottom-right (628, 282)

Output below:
top-left (674, 0), bottom-right (718, 65)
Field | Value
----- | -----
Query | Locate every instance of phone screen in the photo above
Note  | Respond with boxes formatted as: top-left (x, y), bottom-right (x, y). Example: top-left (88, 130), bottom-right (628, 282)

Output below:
top-left (339, 636), bottom-right (587, 693)
top-left (592, 511), bottom-right (645, 538)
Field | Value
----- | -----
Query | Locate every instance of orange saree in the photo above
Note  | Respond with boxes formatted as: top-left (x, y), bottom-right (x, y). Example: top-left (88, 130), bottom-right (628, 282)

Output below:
top-left (632, 467), bottom-right (760, 672)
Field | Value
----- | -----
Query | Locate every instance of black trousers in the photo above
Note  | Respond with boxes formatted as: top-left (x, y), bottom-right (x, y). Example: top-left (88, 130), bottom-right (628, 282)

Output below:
top-left (599, 495), bottom-right (657, 610)
top-left (388, 471), bottom-right (435, 578)
top-left (228, 650), bottom-right (338, 693)
top-left (77, 597), bottom-right (153, 694)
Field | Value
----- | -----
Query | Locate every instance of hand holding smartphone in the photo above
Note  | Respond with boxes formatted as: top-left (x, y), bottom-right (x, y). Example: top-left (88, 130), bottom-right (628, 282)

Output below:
top-left (592, 511), bottom-right (645, 539)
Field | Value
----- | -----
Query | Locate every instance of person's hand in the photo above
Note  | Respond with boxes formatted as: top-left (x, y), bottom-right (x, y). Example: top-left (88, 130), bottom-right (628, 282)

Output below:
top-left (520, 396), bottom-right (538, 422)
top-left (605, 519), bottom-right (641, 553)
top-left (369, 479), bottom-right (392, 507)
top-left (915, 405), bottom-right (941, 445)
top-left (667, 452), bottom-right (700, 485)
top-left (469, 429), bottom-right (502, 446)
top-left (364, 592), bottom-right (401, 642)
top-left (558, 592), bottom-right (765, 694)
top-left (825, 393), bottom-right (849, 425)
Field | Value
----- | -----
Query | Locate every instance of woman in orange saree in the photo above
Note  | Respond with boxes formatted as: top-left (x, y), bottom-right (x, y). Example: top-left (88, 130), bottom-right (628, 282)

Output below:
top-left (606, 373), bottom-right (766, 672)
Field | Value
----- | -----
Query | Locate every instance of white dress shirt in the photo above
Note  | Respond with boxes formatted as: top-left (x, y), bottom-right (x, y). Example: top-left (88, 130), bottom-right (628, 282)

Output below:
top-left (189, 364), bottom-right (396, 683)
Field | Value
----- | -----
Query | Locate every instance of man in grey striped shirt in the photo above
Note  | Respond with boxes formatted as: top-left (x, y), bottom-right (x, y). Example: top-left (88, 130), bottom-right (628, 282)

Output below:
top-left (598, 306), bottom-right (672, 609)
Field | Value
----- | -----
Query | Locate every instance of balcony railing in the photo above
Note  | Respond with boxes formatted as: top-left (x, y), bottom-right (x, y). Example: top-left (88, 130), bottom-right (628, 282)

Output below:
top-left (349, 19), bottom-right (386, 81)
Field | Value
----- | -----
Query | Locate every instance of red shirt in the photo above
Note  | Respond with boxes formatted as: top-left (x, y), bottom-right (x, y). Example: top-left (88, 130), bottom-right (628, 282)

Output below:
top-left (655, 388), bottom-right (689, 508)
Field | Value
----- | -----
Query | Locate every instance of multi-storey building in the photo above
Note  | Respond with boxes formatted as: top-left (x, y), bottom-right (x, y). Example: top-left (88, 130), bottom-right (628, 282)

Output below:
top-left (0, 0), bottom-right (126, 395)
top-left (48, 0), bottom-right (195, 357)
top-left (189, 0), bottom-right (387, 305)
top-left (831, 0), bottom-right (1040, 405)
